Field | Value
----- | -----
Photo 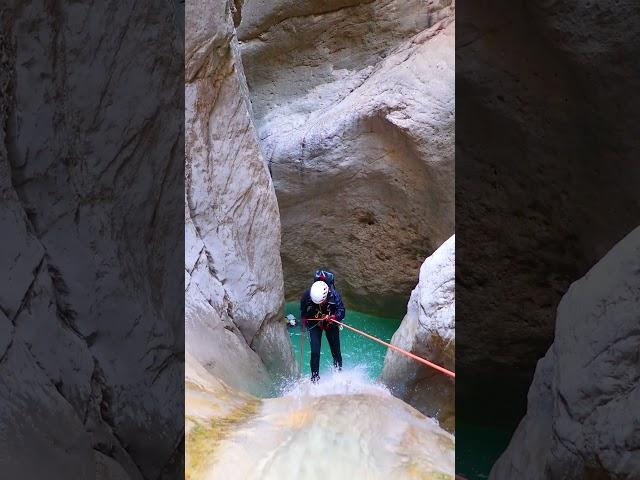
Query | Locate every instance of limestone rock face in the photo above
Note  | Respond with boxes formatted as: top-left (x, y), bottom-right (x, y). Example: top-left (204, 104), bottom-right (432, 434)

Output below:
top-left (0, 2), bottom-right (183, 478)
top-left (490, 227), bottom-right (640, 479)
top-left (380, 235), bottom-right (455, 432)
top-left (185, 0), bottom-right (295, 396)
top-left (238, 0), bottom-right (455, 316)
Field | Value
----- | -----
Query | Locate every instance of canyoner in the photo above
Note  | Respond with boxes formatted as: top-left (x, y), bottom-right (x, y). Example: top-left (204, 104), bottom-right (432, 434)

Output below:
top-left (182, 0), bottom-right (456, 477)
top-left (297, 269), bottom-right (455, 384)
top-left (299, 270), bottom-right (346, 383)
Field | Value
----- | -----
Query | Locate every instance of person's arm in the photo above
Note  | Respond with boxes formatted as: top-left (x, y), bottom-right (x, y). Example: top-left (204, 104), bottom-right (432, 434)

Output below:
top-left (300, 289), bottom-right (313, 320)
top-left (333, 289), bottom-right (346, 322)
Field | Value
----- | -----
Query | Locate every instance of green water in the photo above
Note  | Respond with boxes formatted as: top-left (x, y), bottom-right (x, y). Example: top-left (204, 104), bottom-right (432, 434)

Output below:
top-left (456, 376), bottom-right (527, 479)
top-left (285, 302), bottom-right (401, 380)
top-left (456, 423), bottom-right (513, 479)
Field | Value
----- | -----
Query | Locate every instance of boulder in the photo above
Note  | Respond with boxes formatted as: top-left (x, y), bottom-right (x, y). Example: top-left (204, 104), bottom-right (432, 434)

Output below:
top-left (238, 0), bottom-right (455, 316)
top-left (185, 0), bottom-right (295, 396)
top-left (380, 235), bottom-right (455, 432)
top-left (490, 227), bottom-right (640, 479)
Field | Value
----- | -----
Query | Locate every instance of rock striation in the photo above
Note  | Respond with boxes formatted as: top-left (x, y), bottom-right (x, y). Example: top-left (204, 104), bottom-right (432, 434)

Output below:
top-left (490, 227), bottom-right (640, 479)
top-left (380, 235), bottom-right (455, 432)
top-left (185, 0), bottom-right (295, 396)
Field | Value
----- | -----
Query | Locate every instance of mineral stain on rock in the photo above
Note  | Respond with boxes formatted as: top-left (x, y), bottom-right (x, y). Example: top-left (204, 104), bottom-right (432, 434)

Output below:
top-left (186, 399), bottom-right (260, 480)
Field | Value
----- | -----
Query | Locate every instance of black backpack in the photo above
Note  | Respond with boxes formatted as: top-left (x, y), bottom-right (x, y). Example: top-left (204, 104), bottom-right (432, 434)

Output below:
top-left (314, 269), bottom-right (335, 288)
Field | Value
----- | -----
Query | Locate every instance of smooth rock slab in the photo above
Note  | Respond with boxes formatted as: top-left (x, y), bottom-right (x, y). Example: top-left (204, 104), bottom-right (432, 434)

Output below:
top-left (186, 366), bottom-right (455, 480)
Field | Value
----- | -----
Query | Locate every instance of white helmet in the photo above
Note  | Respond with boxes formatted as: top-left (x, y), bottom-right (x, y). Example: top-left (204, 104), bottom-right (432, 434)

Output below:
top-left (310, 281), bottom-right (329, 304)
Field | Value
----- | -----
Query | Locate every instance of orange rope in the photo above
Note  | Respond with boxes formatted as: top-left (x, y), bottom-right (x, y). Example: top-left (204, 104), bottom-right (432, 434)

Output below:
top-left (328, 318), bottom-right (455, 379)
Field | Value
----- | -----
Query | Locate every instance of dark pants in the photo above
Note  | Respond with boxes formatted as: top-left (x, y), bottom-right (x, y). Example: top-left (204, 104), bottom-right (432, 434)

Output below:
top-left (308, 323), bottom-right (342, 378)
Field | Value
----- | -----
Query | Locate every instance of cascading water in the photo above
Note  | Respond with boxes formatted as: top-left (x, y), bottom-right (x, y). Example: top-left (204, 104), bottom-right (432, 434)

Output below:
top-left (281, 365), bottom-right (392, 398)
top-left (199, 367), bottom-right (454, 479)
top-left (186, 306), bottom-right (455, 480)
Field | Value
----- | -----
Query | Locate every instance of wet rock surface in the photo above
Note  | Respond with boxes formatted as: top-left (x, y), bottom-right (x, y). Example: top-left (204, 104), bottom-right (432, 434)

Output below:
top-left (186, 364), bottom-right (455, 480)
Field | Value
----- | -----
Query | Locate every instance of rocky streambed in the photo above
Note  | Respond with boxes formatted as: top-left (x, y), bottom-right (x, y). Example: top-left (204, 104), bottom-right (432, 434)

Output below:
top-left (186, 354), bottom-right (454, 480)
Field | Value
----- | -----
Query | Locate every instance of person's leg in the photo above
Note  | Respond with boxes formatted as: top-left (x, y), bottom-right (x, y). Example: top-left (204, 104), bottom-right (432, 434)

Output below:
top-left (309, 325), bottom-right (322, 381)
top-left (325, 325), bottom-right (342, 370)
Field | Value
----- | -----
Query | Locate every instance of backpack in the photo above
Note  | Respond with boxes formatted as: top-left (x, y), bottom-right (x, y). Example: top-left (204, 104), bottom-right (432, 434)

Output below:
top-left (314, 269), bottom-right (335, 288)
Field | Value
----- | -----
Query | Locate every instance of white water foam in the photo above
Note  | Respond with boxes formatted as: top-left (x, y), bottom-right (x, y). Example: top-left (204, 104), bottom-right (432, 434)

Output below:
top-left (279, 364), bottom-right (392, 399)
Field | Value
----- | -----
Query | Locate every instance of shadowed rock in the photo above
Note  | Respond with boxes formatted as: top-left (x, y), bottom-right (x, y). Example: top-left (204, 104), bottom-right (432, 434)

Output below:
top-left (1, 2), bottom-right (183, 477)
top-left (491, 226), bottom-right (640, 479)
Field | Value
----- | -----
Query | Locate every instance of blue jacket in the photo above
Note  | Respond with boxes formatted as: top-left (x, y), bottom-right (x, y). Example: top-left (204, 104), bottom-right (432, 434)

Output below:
top-left (300, 285), bottom-right (345, 326)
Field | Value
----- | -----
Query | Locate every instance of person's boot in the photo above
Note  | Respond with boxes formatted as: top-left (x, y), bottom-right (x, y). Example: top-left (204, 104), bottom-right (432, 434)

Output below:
top-left (311, 373), bottom-right (320, 383)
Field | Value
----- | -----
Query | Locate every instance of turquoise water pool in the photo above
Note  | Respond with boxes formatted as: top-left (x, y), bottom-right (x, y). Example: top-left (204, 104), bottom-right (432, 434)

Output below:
top-left (456, 376), bottom-right (527, 479)
top-left (456, 423), bottom-right (513, 479)
top-left (285, 302), bottom-right (401, 380)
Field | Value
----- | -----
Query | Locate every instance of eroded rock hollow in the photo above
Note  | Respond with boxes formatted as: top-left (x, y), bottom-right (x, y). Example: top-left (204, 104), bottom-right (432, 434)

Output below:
top-left (237, 0), bottom-right (455, 317)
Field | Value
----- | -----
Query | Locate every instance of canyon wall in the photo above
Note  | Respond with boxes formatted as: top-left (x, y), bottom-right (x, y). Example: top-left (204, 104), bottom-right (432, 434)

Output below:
top-left (456, 0), bottom-right (640, 389)
top-left (185, 0), bottom-right (295, 396)
top-left (238, 0), bottom-right (455, 316)
top-left (381, 235), bottom-right (455, 432)
top-left (1, 2), bottom-right (183, 478)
